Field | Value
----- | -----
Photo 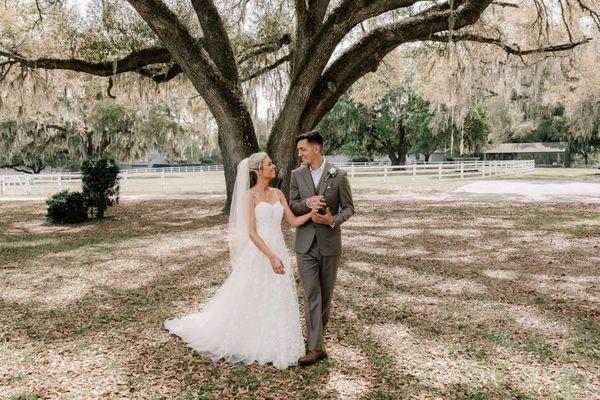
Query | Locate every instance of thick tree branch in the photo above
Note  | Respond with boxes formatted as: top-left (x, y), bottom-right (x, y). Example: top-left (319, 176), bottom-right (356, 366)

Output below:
top-left (492, 1), bottom-right (519, 7)
top-left (308, 0), bottom-right (330, 27)
top-left (0, 164), bottom-right (42, 174)
top-left (326, 0), bottom-right (423, 29)
top-left (303, 0), bottom-right (495, 129)
top-left (140, 49), bottom-right (291, 84)
top-left (125, 0), bottom-right (226, 89)
top-left (294, 0), bottom-right (311, 71)
top-left (190, 0), bottom-right (240, 83)
top-left (124, 1), bottom-right (247, 117)
top-left (292, 0), bottom-right (426, 80)
top-left (0, 47), bottom-right (172, 77)
top-left (428, 33), bottom-right (592, 56)
top-left (137, 63), bottom-right (184, 83)
top-left (241, 54), bottom-right (291, 82)
top-left (238, 34), bottom-right (292, 64)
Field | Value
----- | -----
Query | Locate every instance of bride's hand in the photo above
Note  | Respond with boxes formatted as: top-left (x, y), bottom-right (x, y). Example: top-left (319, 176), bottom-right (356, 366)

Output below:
top-left (269, 256), bottom-right (285, 275)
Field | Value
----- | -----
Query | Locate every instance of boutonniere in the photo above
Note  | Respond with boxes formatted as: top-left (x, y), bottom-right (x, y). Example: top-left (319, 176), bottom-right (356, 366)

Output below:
top-left (327, 167), bottom-right (338, 178)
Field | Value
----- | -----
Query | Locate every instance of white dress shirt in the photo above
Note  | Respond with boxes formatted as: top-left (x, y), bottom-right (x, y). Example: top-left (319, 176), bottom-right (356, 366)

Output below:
top-left (307, 159), bottom-right (335, 228)
top-left (310, 159), bottom-right (326, 190)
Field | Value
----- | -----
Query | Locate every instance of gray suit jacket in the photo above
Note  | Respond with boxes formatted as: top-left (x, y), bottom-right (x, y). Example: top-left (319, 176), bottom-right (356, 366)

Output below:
top-left (290, 161), bottom-right (354, 256)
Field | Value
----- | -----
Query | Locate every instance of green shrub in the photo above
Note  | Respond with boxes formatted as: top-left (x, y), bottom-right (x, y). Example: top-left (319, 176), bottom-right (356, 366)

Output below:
top-left (46, 190), bottom-right (88, 224)
top-left (81, 157), bottom-right (120, 219)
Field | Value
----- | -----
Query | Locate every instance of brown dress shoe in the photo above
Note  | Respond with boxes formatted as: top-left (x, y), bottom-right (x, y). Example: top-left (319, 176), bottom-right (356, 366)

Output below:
top-left (298, 350), bottom-right (327, 367)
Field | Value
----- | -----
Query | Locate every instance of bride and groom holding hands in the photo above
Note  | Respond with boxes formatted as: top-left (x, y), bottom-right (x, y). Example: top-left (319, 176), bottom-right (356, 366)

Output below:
top-left (165, 130), bottom-right (355, 369)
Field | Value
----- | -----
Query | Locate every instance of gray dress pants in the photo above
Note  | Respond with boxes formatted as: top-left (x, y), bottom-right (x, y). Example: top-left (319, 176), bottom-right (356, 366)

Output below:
top-left (296, 237), bottom-right (341, 351)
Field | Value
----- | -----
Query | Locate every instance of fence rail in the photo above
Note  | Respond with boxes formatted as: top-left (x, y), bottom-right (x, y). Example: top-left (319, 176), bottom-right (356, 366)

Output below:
top-left (0, 160), bottom-right (535, 197)
top-left (345, 160), bottom-right (535, 181)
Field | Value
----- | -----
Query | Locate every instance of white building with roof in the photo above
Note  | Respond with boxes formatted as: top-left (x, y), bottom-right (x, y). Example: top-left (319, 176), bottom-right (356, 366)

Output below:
top-left (482, 142), bottom-right (569, 166)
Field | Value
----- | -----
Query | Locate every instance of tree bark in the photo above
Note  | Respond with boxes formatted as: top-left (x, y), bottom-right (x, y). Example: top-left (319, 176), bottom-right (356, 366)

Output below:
top-left (396, 122), bottom-right (408, 165)
top-left (394, 147), bottom-right (408, 165)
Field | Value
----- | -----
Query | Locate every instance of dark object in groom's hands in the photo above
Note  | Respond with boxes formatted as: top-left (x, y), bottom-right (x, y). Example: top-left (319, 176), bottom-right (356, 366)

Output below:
top-left (312, 207), bottom-right (334, 225)
top-left (306, 195), bottom-right (326, 212)
top-left (318, 203), bottom-right (327, 215)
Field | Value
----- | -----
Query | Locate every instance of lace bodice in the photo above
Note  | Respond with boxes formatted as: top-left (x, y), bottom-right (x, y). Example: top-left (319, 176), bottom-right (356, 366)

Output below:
top-left (254, 201), bottom-right (284, 228)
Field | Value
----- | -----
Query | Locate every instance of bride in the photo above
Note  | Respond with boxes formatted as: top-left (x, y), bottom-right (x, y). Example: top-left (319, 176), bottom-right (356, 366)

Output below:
top-left (164, 152), bottom-right (316, 369)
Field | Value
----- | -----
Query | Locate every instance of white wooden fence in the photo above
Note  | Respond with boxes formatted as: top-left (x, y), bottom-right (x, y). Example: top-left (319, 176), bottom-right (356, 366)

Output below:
top-left (345, 160), bottom-right (535, 181)
top-left (0, 160), bottom-right (534, 197)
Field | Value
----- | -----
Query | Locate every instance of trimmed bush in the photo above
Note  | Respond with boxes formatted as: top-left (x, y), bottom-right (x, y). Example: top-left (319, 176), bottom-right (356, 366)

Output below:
top-left (81, 157), bottom-right (120, 219)
top-left (46, 190), bottom-right (88, 224)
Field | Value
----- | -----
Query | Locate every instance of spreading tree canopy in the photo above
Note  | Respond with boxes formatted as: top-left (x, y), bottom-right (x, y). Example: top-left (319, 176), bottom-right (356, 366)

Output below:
top-left (1, 0), bottom-right (597, 210)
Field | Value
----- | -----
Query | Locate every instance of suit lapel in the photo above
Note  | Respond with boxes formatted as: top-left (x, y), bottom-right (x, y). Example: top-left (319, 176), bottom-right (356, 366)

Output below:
top-left (302, 166), bottom-right (316, 194)
top-left (317, 162), bottom-right (332, 196)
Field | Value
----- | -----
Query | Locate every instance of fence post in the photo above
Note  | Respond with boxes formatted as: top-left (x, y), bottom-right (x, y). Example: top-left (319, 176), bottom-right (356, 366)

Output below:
top-left (161, 169), bottom-right (165, 194)
top-left (383, 164), bottom-right (388, 182)
top-left (413, 163), bottom-right (417, 180)
top-left (124, 170), bottom-right (129, 192)
top-left (481, 162), bottom-right (486, 178)
top-left (460, 163), bottom-right (464, 179)
top-left (0, 176), bottom-right (3, 196)
top-left (25, 175), bottom-right (32, 195)
top-left (351, 164), bottom-right (355, 180)
top-left (438, 163), bottom-right (442, 180)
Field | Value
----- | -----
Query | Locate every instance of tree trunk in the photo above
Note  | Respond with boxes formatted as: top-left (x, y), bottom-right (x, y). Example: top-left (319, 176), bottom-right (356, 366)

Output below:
top-left (389, 152), bottom-right (400, 165)
top-left (266, 84), bottom-right (320, 198)
top-left (267, 117), bottom-right (302, 198)
top-left (425, 153), bottom-right (431, 162)
top-left (217, 123), bottom-right (259, 213)
top-left (84, 130), bottom-right (94, 160)
top-left (396, 123), bottom-right (408, 165)
top-left (395, 146), bottom-right (408, 165)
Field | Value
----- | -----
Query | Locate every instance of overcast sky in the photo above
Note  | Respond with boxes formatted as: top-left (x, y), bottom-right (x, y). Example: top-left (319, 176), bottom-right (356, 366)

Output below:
top-left (69, 0), bottom-right (91, 13)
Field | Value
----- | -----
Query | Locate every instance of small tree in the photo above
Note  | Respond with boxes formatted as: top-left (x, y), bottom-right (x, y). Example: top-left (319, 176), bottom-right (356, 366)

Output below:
top-left (81, 157), bottom-right (120, 219)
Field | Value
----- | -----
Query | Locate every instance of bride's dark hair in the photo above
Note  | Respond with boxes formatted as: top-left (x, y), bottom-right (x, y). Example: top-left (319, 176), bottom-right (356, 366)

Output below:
top-left (248, 152), bottom-right (268, 187)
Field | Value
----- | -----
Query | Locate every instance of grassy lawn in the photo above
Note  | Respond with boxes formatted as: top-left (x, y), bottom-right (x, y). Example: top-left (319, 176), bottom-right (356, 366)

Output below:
top-left (1, 199), bottom-right (599, 399)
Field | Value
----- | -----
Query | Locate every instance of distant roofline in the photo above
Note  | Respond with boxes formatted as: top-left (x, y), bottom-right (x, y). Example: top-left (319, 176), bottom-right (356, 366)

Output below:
top-left (483, 142), bottom-right (568, 154)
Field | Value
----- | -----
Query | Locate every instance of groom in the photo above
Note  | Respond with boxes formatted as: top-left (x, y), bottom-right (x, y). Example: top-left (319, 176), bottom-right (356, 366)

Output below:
top-left (289, 130), bottom-right (354, 366)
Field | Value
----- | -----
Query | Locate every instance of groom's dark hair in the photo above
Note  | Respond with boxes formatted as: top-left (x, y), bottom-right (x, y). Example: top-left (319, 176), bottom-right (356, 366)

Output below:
top-left (295, 130), bottom-right (323, 148)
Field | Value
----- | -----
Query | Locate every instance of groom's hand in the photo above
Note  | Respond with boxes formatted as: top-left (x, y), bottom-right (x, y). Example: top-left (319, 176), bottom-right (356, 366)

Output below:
top-left (311, 207), bottom-right (334, 225)
top-left (306, 195), bottom-right (326, 210)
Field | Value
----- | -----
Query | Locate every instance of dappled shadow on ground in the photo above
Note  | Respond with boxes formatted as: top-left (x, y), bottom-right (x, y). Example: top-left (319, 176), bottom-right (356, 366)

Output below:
top-left (0, 200), bottom-right (598, 399)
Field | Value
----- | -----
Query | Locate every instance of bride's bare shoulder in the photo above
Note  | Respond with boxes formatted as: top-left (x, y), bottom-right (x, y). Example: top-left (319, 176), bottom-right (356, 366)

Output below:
top-left (273, 188), bottom-right (285, 198)
top-left (245, 189), bottom-right (258, 203)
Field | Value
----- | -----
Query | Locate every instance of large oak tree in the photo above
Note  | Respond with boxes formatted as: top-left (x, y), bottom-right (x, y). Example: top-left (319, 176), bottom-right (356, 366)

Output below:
top-left (1, 0), bottom-right (596, 211)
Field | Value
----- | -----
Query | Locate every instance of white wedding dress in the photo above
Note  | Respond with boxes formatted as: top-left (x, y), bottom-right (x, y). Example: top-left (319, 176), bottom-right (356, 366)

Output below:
top-left (164, 200), bottom-right (305, 369)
